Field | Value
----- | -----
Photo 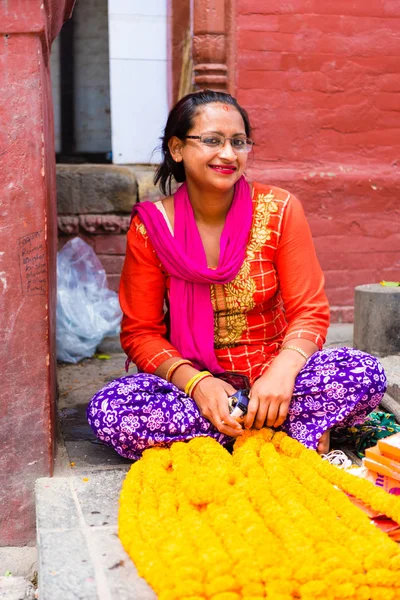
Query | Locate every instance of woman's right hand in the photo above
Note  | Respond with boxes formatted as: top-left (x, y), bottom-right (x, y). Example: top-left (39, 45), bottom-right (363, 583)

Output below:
top-left (192, 377), bottom-right (243, 437)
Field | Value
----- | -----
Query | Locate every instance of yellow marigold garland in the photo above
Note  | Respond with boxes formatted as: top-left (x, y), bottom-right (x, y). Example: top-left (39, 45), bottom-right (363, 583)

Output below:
top-left (119, 429), bottom-right (400, 600)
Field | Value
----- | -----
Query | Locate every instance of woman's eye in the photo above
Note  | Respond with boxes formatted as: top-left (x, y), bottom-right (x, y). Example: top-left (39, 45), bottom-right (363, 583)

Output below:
top-left (203, 137), bottom-right (221, 146)
top-left (232, 138), bottom-right (246, 148)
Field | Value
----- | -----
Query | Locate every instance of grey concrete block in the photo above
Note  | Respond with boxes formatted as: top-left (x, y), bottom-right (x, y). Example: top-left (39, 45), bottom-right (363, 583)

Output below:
top-left (71, 471), bottom-right (127, 528)
top-left (91, 528), bottom-right (156, 600)
top-left (35, 479), bottom-right (79, 531)
top-left (57, 165), bottom-right (138, 214)
top-left (354, 284), bottom-right (400, 356)
top-left (37, 529), bottom-right (97, 600)
top-left (0, 577), bottom-right (35, 600)
top-left (380, 356), bottom-right (400, 403)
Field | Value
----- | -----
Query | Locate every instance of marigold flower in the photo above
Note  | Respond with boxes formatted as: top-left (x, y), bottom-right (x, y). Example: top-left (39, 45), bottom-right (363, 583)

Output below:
top-left (209, 594), bottom-right (241, 600)
top-left (205, 575), bottom-right (238, 596)
top-left (240, 582), bottom-right (265, 596)
top-left (331, 582), bottom-right (356, 598)
top-left (369, 588), bottom-right (396, 600)
top-left (118, 430), bottom-right (400, 600)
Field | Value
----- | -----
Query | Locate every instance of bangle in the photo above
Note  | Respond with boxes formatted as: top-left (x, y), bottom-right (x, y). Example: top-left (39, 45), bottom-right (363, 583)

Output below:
top-left (281, 345), bottom-right (309, 362)
top-left (166, 359), bottom-right (193, 383)
top-left (185, 371), bottom-right (212, 398)
top-left (189, 373), bottom-right (213, 398)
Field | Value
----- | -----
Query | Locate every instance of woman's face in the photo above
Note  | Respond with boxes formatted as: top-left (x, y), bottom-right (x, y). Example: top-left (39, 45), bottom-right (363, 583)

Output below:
top-left (170, 102), bottom-right (249, 193)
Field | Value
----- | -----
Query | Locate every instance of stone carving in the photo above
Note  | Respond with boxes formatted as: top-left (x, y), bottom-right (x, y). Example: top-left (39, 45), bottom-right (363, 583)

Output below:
top-left (58, 216), bottom-right (79, 234)
top-left (193, 35), bottom-right (226, 64)
top-left (58, 215), bottom-right (131, 235)
top-left (192, 0), bottom-right (233, 92)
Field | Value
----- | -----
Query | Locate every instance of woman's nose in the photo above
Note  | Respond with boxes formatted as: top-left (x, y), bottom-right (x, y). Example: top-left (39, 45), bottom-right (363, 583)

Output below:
top-left (218, 139), bottom-right (237, 160)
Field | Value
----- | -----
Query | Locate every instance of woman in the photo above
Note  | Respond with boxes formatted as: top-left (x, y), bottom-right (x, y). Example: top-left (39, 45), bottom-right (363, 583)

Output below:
top-left (87, 90), bottom-right (386, 460)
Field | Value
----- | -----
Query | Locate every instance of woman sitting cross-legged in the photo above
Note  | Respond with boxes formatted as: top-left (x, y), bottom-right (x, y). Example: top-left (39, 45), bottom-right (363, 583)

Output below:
top-left (87, 90), bottom-right (386, 460)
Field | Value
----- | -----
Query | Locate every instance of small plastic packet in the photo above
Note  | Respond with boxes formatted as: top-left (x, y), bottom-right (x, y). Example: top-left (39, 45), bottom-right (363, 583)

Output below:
top-left (56, 237), bottom-right (122, 363)
top-left (228, 389), bottom-right (250, 423)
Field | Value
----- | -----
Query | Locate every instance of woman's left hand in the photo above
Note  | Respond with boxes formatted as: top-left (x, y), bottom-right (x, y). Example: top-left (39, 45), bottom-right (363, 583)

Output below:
top-left (244, 367), bottom-right (297, 430)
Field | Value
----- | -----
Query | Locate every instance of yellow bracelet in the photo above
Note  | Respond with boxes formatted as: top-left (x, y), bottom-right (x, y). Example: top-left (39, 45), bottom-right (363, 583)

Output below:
top-left (189, 373), bottom-right (213, 398)
top-left (281, 345), bottom-right (309, 361)
top-left (184, 371), bottom-right (212, 397)
top-left (166, 359), bottom-right (193, 383)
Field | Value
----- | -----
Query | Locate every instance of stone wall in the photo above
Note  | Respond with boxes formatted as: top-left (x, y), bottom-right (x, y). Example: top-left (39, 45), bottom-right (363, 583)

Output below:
top-left (57, 164), bottom-right (163, 292)
top-left (235, 1), bottom-right (400, 322)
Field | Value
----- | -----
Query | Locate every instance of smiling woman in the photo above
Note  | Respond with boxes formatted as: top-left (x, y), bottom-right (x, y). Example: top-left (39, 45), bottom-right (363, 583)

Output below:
top-left (87, 90), bottom-right (387, 461)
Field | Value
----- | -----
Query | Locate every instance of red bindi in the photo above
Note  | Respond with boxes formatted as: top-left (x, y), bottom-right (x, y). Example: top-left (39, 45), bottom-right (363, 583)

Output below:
top-left (223, 105), bottom-right (229, 111)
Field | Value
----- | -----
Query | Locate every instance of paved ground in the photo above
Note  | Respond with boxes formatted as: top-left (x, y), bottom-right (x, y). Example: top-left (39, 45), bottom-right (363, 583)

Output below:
top-left (55, 336), bottom-right (133, 477)
top-left (33, 324), bottom-right (358, 600)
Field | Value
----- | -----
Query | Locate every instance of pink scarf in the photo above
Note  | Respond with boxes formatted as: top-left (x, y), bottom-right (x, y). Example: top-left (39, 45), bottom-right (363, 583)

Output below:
top-left (132, 176), bottom-right (253, 373)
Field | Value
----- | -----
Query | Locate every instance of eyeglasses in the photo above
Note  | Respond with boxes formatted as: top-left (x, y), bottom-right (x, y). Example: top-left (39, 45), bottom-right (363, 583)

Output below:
top-left (185, 133), bottom-right (254, 153)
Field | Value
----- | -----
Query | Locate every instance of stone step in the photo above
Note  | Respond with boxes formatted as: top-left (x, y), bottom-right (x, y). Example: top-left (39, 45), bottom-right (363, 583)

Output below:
top-left (35, 470), bottom-right (155, 600)
top-left (0, 577), bottom-right (35, 600)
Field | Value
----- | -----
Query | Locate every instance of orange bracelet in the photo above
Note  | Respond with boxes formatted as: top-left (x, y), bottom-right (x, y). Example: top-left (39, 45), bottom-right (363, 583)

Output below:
top-left (166, 359), bottom-right (193, 383)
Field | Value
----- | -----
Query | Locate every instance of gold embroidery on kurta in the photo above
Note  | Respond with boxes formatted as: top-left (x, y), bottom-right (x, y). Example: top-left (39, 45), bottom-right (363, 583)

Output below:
top-left (213, 190), bottom-right (279, 348)
top-left (136, 222), bottom-right (147, 238)
top-left (246, 192), bottom-right (278, 261)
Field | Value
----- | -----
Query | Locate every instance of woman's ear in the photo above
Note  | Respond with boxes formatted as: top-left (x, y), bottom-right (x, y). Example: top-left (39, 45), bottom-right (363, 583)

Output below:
top-left (168, 136), bottom-right (183, 162)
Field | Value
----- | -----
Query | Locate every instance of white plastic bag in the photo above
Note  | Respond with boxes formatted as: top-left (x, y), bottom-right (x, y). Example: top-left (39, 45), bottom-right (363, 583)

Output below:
top-left (56, 237), bottom-right (122, 363)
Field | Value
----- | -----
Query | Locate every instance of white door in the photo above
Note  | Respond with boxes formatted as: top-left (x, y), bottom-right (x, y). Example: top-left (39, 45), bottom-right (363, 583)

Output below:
top-left (108, 0), bottom-right (168, 164)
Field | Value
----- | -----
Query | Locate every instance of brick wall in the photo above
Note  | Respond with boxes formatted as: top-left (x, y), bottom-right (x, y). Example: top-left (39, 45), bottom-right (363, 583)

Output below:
top-left (236, 1), bottom-right (400, 321)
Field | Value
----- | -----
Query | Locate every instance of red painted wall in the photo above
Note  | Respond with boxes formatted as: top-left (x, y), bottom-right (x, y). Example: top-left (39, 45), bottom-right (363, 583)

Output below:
top-left (235, 1), bottom-right (400, 321)
top-left (0, 1), bottom-right (74, 545)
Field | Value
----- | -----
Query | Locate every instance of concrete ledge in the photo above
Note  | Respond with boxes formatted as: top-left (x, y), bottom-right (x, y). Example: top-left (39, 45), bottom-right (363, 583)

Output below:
top-left (36, 472), bottom-right (155, 600)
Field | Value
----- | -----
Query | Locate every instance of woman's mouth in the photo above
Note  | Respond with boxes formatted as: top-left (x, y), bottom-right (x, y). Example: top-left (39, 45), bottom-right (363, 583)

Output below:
top-left (208, 165), bottom-right (237, 175)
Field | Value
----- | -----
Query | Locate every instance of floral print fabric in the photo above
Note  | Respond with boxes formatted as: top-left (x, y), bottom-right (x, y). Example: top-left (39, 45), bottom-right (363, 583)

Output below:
top-left (87, 347), bottom-right (386, 461)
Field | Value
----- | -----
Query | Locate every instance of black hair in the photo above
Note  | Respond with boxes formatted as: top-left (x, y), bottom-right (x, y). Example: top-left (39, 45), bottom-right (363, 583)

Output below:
top-left (154, 90), bottom-right (252, 195)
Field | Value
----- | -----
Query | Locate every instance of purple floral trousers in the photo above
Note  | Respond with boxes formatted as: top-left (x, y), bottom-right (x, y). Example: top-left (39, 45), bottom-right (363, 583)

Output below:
top-left (87, 347), bottom-right (386, 461)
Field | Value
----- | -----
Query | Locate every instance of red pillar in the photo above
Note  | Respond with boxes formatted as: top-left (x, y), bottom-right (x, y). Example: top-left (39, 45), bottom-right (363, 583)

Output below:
top-left (0, 1), bottom-right (74, 546)
top-left (192, 0), bottom-right (235, 94)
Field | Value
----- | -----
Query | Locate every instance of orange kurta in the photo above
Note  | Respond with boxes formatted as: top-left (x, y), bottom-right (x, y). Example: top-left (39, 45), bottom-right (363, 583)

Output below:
top-left (119, 183), bottom-right (330, 384)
